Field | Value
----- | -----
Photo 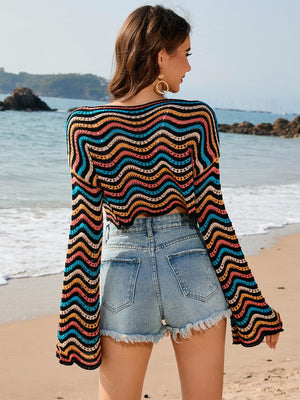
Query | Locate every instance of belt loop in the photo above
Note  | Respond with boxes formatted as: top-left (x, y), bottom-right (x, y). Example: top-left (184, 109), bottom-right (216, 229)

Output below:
top-left (105, 223), bottom-right (110, 242)
top-left (146, 217), bottom-right (153, 237)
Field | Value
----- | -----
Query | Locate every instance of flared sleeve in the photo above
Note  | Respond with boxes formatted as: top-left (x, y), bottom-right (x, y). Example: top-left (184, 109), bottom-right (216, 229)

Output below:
top-left (56, 112), bottom-right (104, 369)
top-left (192, 103), bottom-right (283, 346)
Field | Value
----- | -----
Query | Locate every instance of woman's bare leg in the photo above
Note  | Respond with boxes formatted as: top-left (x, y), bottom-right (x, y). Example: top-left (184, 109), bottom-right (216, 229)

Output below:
top-left (99, 336), bottom-right (154, 400)
top-left (171, 318), bottom-right (227, 400)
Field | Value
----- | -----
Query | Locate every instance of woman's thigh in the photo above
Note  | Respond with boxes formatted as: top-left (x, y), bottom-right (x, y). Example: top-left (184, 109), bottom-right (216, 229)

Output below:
top-left (99, 336), bottom-right (154, 400)
top-left (171, 318), bottom-right (227, 400)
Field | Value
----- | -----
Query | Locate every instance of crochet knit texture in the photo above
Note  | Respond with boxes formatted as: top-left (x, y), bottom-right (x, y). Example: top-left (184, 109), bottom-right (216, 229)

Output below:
top-left (56, 99), bottom-right (283, 369)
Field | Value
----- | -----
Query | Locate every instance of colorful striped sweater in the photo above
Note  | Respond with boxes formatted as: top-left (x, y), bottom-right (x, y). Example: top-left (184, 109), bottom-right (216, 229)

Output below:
top-left (56, 98), bottom-right (283, 369)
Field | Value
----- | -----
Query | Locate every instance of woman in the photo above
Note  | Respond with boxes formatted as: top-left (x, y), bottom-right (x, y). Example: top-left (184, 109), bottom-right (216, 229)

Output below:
top-left (56, 5), bottom-right (283, 400)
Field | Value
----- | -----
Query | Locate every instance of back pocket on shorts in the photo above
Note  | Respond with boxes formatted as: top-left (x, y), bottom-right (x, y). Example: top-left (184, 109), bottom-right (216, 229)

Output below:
top-left (167, 249), bottom-right (218, 301)
top-left (100, 258), bottom-right (140, 313)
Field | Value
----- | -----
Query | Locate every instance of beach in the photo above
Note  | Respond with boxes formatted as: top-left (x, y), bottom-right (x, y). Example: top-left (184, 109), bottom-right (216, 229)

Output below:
top-left (0, 225), bottom-right (299, 400)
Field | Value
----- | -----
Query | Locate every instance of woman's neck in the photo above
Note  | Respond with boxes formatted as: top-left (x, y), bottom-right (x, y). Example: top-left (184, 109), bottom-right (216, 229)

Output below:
top-left (109, 85), bottom-right (165, 107)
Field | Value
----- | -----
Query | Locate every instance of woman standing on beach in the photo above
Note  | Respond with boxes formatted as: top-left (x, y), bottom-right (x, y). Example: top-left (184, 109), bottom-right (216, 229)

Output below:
top-left (56, 5), bottom-right (282, 400)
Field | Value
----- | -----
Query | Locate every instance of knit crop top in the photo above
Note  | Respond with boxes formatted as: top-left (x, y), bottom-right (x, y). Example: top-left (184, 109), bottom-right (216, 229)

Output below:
top-left (56, 98), bottom-right (283, 370)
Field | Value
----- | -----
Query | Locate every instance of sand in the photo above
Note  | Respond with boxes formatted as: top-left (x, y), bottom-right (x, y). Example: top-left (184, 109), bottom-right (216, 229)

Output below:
top-left (0, 226), bottom-right (299, 399)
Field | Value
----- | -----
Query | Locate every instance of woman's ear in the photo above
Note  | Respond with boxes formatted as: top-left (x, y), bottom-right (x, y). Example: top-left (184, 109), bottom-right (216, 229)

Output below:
top-left (157, 48), bottom-right (167, 69)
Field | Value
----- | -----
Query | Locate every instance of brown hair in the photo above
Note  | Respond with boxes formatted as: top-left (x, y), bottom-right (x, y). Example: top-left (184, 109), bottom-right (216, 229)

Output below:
top-left (108, 5), bottom-right (191, 100)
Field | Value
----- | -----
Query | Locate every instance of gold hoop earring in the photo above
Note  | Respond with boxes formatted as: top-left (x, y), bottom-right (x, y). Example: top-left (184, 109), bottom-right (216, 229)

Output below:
top-left (154, 79), bottom-right (169, 96)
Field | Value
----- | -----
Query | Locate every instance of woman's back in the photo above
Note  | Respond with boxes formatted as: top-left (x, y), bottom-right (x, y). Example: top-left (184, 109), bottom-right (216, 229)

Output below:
top-left (66, 98), bottom-right (218, 226)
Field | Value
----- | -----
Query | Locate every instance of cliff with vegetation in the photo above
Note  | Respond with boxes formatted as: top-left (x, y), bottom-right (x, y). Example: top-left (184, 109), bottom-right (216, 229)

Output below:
top-left (0, 68), bottom-right (109, 101)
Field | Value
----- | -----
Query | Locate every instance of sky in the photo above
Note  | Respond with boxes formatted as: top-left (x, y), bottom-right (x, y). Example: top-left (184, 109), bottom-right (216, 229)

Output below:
top-left (1, 0), bottom-right (299, 113)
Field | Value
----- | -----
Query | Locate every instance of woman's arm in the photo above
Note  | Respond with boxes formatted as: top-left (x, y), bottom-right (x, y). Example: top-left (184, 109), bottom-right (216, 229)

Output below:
top-left (192, 103), bottom-right (283, 348)
top-left (56, 111), bottom-right (104, 369)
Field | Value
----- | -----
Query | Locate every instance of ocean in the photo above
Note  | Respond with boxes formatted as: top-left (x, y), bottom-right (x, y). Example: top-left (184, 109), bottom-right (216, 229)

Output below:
top-left (1, 94), bottom-right (300, 285)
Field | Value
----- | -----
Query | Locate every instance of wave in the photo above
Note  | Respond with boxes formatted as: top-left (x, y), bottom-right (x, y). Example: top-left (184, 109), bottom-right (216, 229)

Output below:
top-left (0, 181), bottom-right (300, 285)
top-left (223, 181), bottom-right (300, 235)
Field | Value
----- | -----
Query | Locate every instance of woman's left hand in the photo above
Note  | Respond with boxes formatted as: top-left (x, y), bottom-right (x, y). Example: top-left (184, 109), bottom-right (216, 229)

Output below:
top-left (265, 332), bottom-right (280, 350)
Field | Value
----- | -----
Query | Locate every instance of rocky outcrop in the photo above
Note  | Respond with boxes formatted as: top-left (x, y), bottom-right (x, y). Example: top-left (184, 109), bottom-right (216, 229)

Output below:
top-left (219, 116), bottom-right (300, 138)
top-left (0, 87), bottom-right (55, 111)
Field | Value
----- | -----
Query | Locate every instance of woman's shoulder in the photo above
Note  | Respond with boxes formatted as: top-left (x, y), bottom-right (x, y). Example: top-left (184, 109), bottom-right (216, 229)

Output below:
top-left (67, 105), bottom-right (106, 119)
top-left (167, 98), bottom-right (216, 113)
top-left (168, 98), bottom-right (218, 121)
top-left (65, 105), bottom-right (110, 132)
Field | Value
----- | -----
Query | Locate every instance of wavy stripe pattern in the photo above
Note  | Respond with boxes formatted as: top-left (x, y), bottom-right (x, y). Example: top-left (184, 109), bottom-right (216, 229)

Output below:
top-left (56, 99), bottom-right (283, 369)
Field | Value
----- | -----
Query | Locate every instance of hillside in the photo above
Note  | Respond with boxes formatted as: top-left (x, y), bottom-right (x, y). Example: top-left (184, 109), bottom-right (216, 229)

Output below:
top-left (0, 68), bottom-right (109, 101)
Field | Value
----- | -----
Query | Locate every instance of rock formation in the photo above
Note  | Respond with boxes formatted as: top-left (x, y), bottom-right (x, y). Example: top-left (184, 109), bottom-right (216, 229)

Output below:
top-left (0, 87), bottom-right (55, 111)
top-left (219, 116), bottom-right (300, 138)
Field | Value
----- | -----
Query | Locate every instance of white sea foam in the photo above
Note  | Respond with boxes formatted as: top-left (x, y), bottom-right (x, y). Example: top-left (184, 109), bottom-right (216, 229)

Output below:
top-left (0, 208), bottom-right (70, 285)
top-left (0, 181), bottom-right (300, 285)
top-left (0, 273), bottom-right (8, 285)
top-left (223, 181), bottom-right (300, 235)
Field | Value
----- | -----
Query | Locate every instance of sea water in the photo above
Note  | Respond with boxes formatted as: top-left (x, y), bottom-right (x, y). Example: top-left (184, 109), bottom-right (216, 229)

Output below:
top-left (0, 94), bottom-right (299, 285)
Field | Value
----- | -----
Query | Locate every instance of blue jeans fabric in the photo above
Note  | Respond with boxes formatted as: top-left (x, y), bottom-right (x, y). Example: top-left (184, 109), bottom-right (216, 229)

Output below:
top-left (100, 212), bottom-right (231, 343)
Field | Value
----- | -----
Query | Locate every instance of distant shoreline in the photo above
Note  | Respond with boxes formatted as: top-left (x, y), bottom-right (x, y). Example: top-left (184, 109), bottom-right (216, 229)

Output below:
top-left (215, 106), bottom-right (298, 116)
top-left (0, 91), bottom-right (298, 116)
top-left (0, 68), bottom-right (109, 101)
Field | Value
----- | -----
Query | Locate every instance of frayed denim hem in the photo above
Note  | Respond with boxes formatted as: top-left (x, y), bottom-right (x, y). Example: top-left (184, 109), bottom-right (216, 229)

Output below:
top-left (100, 328), bottom-right (165, 344)
top-left (169, 308), bottom-right (232, 343)
top-left (100, 309), bottom-right (232, 344)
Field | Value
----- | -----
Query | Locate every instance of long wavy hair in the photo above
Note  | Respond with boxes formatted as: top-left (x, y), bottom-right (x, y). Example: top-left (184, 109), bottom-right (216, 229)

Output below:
top-left (108, 5), bottom-right (191, 100)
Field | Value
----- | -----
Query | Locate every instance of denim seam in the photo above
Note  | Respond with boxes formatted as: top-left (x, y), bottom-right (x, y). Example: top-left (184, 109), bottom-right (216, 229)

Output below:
top-left (108, 225), bottom-right (194, 234)
top-left (102, 244), bottom-right (147, 251)
top-left (104, 235), bottom-right (201, 251)
top-left (147, 218), bottom-right (165, 320)
top-left (156, 233), bottom-right (201, 250)
top-left (154, 222), bottom-right (195, 230)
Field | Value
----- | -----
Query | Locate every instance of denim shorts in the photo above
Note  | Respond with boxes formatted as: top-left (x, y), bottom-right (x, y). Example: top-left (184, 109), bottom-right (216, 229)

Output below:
top-left (100, 212), bottom-right (231, 343)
